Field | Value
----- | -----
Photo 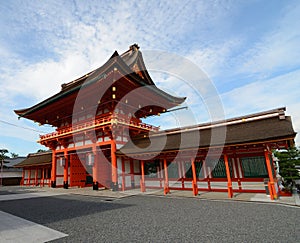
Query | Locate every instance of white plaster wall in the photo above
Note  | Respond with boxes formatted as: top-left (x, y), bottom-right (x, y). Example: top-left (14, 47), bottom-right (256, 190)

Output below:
top-left (125, 176), bottom-right (131, 187)
top-left (210, 182), bottom-right (227, 189)
top-left (134, 175), bottom-right (140, 186)
top-left (124, 160), bottom-right (130, 173)
top-left (133, 160), bottom-right (140, 173)
top-left (241, 181), bottom-right (265, 190)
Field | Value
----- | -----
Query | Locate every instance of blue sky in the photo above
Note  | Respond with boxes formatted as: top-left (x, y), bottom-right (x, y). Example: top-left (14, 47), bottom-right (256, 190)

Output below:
top-left (0, 0), bottom-right (300, 156)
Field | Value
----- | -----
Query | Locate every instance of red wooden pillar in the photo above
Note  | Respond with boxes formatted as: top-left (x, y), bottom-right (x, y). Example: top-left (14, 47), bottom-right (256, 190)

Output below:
top-left (35, 168), bottom-right (38, 186)
top-left (224, 154), bottom-right (233, 198)
top-left (191, 159), bottom-right (198, 196)
top-left (140, 160), bottom-right (146, 192)
top-left (51, 150), bottom-right (56, 188)
top-left (28, 168), bottom-right (31, 185)
top-left (92, 146), bottom-right (99, 190)
top-left (63, 150), bottom-right (69, 189)
top-left (264, 150), bottom-right (277, 200)
top-left (42, 168), bottom-right (45, 187)
top-left (163, 158), bottom-right (170, 195)
top-left (159, 160), bottom-right (163, 188)
top-left (21, 169), bottom-right (25, 185)
top-left (111, 141), bottom-right (118, 191)
top-left (233, 154), bottom-right (242, 191)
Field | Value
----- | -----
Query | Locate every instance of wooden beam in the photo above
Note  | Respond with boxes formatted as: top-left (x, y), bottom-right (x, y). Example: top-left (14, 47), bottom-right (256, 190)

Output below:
top-left (224, 154), bottom-right (233, 198)
top-left (42, 168), bottom-right (45, 187)
top-left (21, 169), bottom-right (25, 186)
top-left (111, 140), bottom-right (118, 191)
top-left (35, 168), bottom-right (38, 186)
top-left (51, 150), bottom-right (56, 188)
top-left (63, 150), bottom-right (68, 189)
top-left (191, 159), bottom-right (198, 196)
top-left (140, 160), bottom-right (146, 192)
top-left (163, 158), bottom-right (170, 195)
top-left (264, 150), bottom-right (277, 200)
top-left (93, 150), bottom-right (99, 190)
top-left (28, 168), bottom-right (31, 185)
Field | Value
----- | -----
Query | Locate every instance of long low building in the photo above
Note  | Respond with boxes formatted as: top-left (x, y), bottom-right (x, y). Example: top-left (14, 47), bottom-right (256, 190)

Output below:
top-left (117, 107), bottom-right (296, 199)
top-left (14, 44), bottom-right (297, 200)
top-left (15, 152), bottom-right (52, 187)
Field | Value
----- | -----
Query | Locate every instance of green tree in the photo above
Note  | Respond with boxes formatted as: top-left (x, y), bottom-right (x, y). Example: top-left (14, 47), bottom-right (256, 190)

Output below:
top-left (37, 149), bottom-right (47, 153)
top-left (0, 149), bottom-right (9, 160)
top-left (0, 149), bottom-right (9, 173)
top-left (274, 147), bottom-right (300, 186)
top-left (10, 152), bottom-right (19, 158)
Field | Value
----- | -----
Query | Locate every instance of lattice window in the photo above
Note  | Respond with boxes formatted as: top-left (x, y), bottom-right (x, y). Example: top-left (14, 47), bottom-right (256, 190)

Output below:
top-left (241, 156), bottom-right (268, 178)
top-left (184, 161), bottom-right (203, 179)
top-left (210, 159), bottom-right (233, 178)
top-left (168, 162), bottom-right (179, 178)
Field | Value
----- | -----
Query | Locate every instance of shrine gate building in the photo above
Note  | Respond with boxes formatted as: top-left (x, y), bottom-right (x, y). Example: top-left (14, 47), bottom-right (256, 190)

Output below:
top-left (15, 44), bottom-right (296, 200)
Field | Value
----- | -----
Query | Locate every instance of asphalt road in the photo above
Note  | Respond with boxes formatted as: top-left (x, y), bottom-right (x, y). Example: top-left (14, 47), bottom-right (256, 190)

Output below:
top-left (0, 193), bottom-right (299, 242)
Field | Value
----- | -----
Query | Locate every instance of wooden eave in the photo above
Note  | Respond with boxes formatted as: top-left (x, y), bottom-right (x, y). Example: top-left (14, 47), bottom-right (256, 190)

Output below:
top-left (14, 152), bottom-right (52, 168)
top-left (117, 114), bottom-right (297, 156)
top-left (14, 54), bottom-right (119, 120)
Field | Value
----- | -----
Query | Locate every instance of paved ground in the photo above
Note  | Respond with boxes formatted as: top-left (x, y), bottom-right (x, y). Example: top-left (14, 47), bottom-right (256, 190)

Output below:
top-left (0, 186), bottom-right (299, 242)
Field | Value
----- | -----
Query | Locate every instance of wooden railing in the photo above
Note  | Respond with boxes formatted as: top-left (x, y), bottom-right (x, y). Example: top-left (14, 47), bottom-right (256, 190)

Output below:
top-left (39, 115), bottom-right (159, 141)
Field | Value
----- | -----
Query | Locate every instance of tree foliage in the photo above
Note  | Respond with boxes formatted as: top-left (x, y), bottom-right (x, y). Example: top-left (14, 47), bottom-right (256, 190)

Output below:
top-left (274, 147), bottom-right (300, 184)
top-left (37, 149), bottom-right (47, 153)
top-left (0, 149), bottom-right (9, 160)
top-left (0, 149), bottom-right (19, 160)
top-left (10, 152), bottom-right (19, 158)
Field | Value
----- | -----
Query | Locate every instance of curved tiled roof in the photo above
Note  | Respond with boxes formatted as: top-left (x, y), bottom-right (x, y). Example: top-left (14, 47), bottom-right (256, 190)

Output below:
top-left (14, 44), bottom-right (185, 124)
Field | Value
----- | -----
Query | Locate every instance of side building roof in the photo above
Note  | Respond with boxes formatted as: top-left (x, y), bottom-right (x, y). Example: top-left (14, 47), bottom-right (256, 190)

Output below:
top-left (15, 152), bottom-right (52, 168)
top-left (3, 157), bottom-right (26, 168)
top-left (117, 107), bottom-right (297, 156)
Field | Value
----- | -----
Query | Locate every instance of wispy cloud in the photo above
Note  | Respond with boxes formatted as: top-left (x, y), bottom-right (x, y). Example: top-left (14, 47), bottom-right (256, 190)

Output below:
top-left (221, 70), bottom-right (300, 144)
top-left (238, 2), bottom-right (300, 76)
top-left (0, 0), bottom-right (299, 154)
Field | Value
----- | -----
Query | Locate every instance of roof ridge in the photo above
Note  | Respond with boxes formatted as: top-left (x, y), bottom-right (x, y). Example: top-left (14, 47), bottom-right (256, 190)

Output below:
top-left (148, 107), bottom-right (287, 137)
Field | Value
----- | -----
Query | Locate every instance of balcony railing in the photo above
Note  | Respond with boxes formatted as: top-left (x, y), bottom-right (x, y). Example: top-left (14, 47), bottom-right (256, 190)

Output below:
top-left (39, 114), bottom-right (159, 141)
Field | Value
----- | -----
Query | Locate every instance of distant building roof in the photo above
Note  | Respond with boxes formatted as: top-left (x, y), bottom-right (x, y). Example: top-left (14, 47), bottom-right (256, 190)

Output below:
top-left (3, 157), bottom-right (26, 168)
top-left (14, 152), bottom-right (52, 167)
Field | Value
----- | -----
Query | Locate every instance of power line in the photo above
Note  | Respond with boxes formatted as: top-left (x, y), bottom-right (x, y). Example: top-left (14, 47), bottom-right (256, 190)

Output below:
top-left (0, 119), bottom-right (47, 134)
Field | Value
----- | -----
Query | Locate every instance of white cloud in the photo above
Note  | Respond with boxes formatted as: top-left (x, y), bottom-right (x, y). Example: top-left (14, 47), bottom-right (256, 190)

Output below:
top-left (221, 69), bottom-right (300, 145)
top-left (186, 39), bottom-right (242, 79)
top-left (238, 2), bottom-right (300, 76)
top-left (1, 0), bottom-right (299, 155)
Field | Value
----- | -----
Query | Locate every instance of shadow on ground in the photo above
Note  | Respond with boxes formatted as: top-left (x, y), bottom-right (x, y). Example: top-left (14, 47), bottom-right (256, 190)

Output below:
top-left (0, 194), bottom-right (133, 226)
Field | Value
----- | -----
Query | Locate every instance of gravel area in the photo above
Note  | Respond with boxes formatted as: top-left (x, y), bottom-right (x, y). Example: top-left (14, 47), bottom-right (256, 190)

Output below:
top-left (0, 194), bottom-right (299, 242)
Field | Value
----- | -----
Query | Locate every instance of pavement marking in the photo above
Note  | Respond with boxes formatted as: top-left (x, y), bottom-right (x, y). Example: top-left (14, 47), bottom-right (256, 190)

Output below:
top-left (0, 191), bottom-right (68, 201)
top-left (0, 211), bottom-right (68, 243)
